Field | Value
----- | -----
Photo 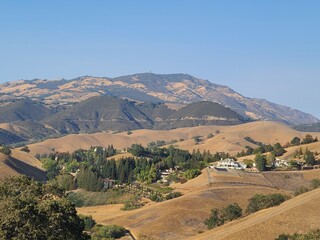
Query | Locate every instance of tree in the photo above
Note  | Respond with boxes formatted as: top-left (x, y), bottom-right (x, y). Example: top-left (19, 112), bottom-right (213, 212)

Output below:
top-left (79, 215), bottom-right (96, 231)
top-left (302, 134), bottom-right (316, 145)
top-left (0, 176), bottom-right (89, 240)
top-left (221, 203), bottom-right (243, 221)
top-left (56, 174), bottom-right (76, 191)
top-left (272, 143), bottom-right (285, 157)
top-left (205, 208), bottom-right (224, 229)
top-left (246, 194), bottom-right (288, 214)
top-left (290, 137), bottom-right (301, 146)
top-left (304, 149), bottom-right (316, 165)
top-left (41, 158), bottom-right (60, 180)
top-left (0, 146), bottom-right (12, 156)
top-left (255, 153), bottom-right (267, 171)
top-left (267, 153), bottom-right (276, 166)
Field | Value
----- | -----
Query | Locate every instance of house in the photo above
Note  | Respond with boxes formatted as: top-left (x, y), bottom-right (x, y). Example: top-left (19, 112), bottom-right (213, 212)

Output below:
top-left (215, 158), bottom-right (247, 170)
top-left (274, 158), bottom-right (289, 168)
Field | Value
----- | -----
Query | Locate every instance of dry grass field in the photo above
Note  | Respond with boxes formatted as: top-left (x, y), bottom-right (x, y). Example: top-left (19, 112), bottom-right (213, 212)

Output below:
top-left (27, 121), bottom-right (320, 156)
top-left (189, 187), bottom-right (320, 240)
top-left (0, 149), bottom-right (46, 181)
top-left (78, 168), bottom-right (320, 239)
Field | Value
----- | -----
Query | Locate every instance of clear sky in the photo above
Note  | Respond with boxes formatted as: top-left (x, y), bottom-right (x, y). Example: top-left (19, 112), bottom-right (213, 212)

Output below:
top-left (0, 1), bottom-right (319, 118)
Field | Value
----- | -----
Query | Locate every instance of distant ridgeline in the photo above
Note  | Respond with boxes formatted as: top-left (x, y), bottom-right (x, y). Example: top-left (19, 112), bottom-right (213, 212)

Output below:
top-left (0, 96), bottom-right (247, 145)
top-left (294, 122), bottom-right (320, 132)
top-left (0, 73), bottom-right (318, 145)
top-left (0, 73), bottom-right (317, 125)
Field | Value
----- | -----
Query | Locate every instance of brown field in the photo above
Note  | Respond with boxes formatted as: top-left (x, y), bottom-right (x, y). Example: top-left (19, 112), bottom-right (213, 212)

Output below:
top-left (27, 121), bottom-right (320, 156)
top-left (189, 187), bottom-right (320, 240)
top-left (0, 149), bottom-right (46, 181)
top-left (78, 168), bottom-right (320, 239)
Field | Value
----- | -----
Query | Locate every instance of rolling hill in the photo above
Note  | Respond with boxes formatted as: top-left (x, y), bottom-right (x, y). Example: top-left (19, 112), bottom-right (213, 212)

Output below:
top-left (0, 73), bottom-right (317, 125)
top-left (0, 149), bottom-right (46, 181)
top-left (0, 97), bottom-right (247, 144)
top-left (78, 167), bottom-right (320, 239)
top-left (27, 121), bottom-right (320, 156)
top-left (188, 187), bottom-right (320, 240)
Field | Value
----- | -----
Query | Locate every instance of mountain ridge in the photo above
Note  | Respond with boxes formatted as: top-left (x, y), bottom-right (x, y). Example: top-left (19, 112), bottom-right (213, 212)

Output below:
top-left (0, 73), bottom-right (318, 125)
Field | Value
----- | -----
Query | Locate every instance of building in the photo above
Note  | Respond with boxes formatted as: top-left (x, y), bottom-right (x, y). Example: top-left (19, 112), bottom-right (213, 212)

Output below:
top-left (215, 158), bottom-right (247, 170)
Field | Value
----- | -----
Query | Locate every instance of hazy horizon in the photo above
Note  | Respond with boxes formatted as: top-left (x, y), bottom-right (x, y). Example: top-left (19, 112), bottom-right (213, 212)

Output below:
top-left (1, 1), bottom-right (319, 118)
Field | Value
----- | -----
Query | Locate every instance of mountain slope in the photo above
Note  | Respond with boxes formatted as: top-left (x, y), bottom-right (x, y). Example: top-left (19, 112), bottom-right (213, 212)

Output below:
top-left (0, 150), bottom-right (46, 181)
top-left (189, 187), bottom-right (320, 240)
top-left (0, 73), bottom-right (317, 125)
top-left (0, 100), bottom-right (54, 123)
top-left (155, 101), bottom-right (246, 129)
top-left (43, 95), bottom-right (154, 133)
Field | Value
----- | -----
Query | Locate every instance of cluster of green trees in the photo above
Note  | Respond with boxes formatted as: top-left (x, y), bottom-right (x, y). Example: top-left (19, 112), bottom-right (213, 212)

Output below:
top-left (0, 176), bottom-right (89, 240)
top-left (39, 144), bottom-right (230, 193)
top-left (246, 193), bottom-right (288, 214)
top-left (205, 203), bottom-right (243, 229)
top-left (79, 215), bottom-right (126, 239)
top-left (205, 193), bottom-right (288, 230)
top-left (292, 147), bottom-right (317, 165)
top-left (290, 134), bottom-right (318, 146)
top-left (0, 146), bottom-right (12, 156)
top-left (237, 140), bottom-right (285, 158)
top-left (276, 229), bottom-right (320, 240)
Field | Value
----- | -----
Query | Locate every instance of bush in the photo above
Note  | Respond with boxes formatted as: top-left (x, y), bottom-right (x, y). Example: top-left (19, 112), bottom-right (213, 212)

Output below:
top-left (121, 198), bottom-right (144, 211)
top-left (207, 133), bottom-right (214, 139)
top-left (0, 146), bottom-right (12, 156)
top-left (56, 174), bottom-right (76, 191)
top-left (205, 208), bottom-right (224, 229)
top-left (221, 203), bottom-right (243, 221)
top-left (165, 192), bottom-right (182, 200)
top-left (91, 224), bottom-right (126, 239)
top-left (276, 229), bottom-right (320, 240)
top-left (79, 215), bottom-right (96, 231)
top-left (184, 169), bottom-right (201, 180)
top-left (20, 146), bottom-right (30, 153)
top-left (294, 186), bottom-right (309, 197)
top-left (246, 194), bottom-right (288, 214)
top-left (311, 178), bottom-right (320, 189)
top-left (205, 204), bottom-right (243, 229)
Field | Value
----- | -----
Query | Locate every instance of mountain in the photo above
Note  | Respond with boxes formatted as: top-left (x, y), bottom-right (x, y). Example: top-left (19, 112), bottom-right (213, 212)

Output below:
top-left (0, 96), bottom-right (247, 145)
top-left (0, 100), bottom-right (54, 123)
top-left (0, 73), bottom-right (317, 125)
top-left (294, 122), bottom-right (320, 132)
top-left (44, 95), bottom-right (154, 133)
top-left (154, 101), bottom-right (246, 129)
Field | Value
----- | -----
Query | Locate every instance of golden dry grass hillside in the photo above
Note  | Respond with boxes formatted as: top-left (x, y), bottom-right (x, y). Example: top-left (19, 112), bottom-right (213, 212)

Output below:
top-left (0, 149), bottom-right (46, 181)
top-left (27, 121), bottom-right (320, 156)
top-left (78, 168), bottom-right (320, 239)
top-left (189, 187), bottom-right (320, 240)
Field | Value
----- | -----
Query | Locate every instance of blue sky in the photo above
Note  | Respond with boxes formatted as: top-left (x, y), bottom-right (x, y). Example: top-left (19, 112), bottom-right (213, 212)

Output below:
top-left (0, 1), bottom-right (319, 118)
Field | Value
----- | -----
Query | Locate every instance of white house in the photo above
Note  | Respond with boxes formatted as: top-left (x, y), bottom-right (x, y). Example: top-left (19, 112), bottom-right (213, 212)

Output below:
top-left (216, 158), bottom-right (247, 170)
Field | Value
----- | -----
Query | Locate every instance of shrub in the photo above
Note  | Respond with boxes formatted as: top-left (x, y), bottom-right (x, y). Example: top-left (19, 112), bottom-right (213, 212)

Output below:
top-left (20, 146), bottom-right (30, 153)
top-left (184, 169), bottom-right (201, 180)
top-left (205, 204), bottom-right (243, 230)
top-left (121, 198), bottom-right (144, 211)
top-left (207, 133), bottom-right (214, 139)
top-left (165, 192), bottom-right (182, 200)
top-left (79, 215), bottom-right (96, 231)
top-left (294, 186), bottom-right (309, 196)
top-left (91, 224), bottom-right (126, 239)
top-left (311, 178), bottom-right (320, 189)
top-left (246, 194), bottom-right (288, 214)
top-left (205, 208), bottom-right (224, 229)
top-left (221, 203), bottom-right (242, 221)
top-left (0, 146), bottom-right (12, 156)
